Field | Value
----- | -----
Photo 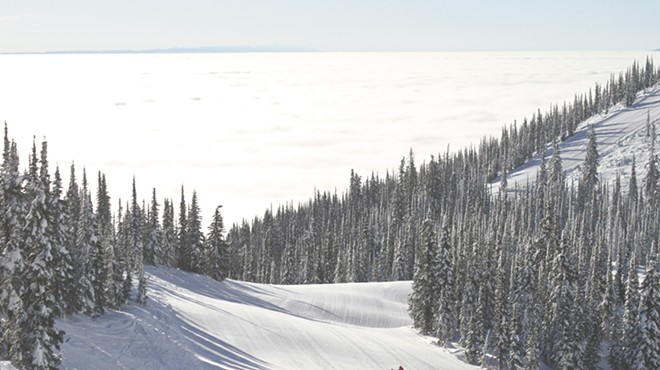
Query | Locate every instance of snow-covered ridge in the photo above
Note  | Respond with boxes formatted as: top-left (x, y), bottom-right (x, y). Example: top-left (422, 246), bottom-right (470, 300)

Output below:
top-left (59, 267), bottom-right (475, 370)
top-left (497, 83), bottom-right (660, 190)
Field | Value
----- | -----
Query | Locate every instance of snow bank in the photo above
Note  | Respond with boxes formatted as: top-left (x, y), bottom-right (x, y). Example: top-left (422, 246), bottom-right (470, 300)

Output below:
top-left (58, 267), bottom-right (475, 370)
top-left (0, 362), bottom-right (18, 370)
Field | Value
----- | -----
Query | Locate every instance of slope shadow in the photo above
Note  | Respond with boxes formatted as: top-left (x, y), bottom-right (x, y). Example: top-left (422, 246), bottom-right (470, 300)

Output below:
top-left (148, 268), bottom-right (349, 328)
top-left (147, 267), bottom-right (291, 315)
top-left (178, 321), bottom-right (272, 370)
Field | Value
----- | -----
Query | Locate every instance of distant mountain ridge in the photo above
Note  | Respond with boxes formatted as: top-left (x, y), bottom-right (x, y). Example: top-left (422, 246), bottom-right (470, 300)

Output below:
top-left (3, 45), bottom-right (318, 55)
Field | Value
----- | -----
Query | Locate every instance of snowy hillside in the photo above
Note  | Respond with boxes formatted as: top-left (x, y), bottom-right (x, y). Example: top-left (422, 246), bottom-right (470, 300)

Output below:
top-left (58, 267), bottom-right (475, 370)
top-left (496, 83), bottom-right (660, 190)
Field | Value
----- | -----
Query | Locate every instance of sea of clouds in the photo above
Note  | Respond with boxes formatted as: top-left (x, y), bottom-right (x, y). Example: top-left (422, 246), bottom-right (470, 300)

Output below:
top-left (1, 51), bottom-right (658, 225)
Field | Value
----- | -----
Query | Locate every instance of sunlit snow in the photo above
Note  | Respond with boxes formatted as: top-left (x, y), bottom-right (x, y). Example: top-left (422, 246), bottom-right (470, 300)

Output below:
top-left (58, 267), bottom-right (476, 370)
top-left (494, 83), bottom-right (660, 190)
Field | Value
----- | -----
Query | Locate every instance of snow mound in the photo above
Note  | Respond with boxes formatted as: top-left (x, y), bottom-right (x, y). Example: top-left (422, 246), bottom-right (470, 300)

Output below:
top-left (58, 267), bottom-right (476, 370)
top-left (497, 84), bottom-right (660, 190)
top-left (0, 362), bottom-right (18, 370)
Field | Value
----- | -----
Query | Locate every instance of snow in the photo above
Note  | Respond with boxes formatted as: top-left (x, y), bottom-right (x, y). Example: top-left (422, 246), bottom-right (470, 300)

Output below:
top-left (495, 83), bottom-right (660, 190)
top-left (0, 362), bottom-right (18, 370)
top-left (58, 267), bottom-right (477, 370)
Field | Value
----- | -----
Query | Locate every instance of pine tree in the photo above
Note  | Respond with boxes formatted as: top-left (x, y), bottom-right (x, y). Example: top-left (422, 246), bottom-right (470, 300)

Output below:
top-left (630, 156), bottom-right (639, 205)
top-left (579, 125), bottom-right (599, 206)
top-left (20, 139), bottom-right (64, 369)
top-left (281, 242), bottom-right (296, 284)
top-left (637, 261), bottom-right (660, 369)
top-left (464, 284), bottom-right (485, 366)
top-left (525, 311), bottom-right (541, 370)
top-left (130, 179), bottom-right (147, 304)
top-left (622, 252), bottom-right (642, 369)
top-left (119, 201), bottom-right (133, 304)
top-left (88, 173), bottom-right (112, 314)
top-left (493, 244), bottom-right (510, 369)
top-left (185, 191), bottom-right (204, 274)
top-left (436, 217), bottom-right (454, 346)
top-left (75, 172), bottom-right (100, 315)
top-left (602, 250), bottom-right (624, 369)
top-left (177, 186), bottom-right (187, 270)
top-left (160, 198), bottom-right (176, 267)
top-left (48, 167), bottom-right (76, 317)
top-left (549, 237), bottom-right (581, 370)
top-left (409, 211), bottom-right (439, 335)
top-left (0, 126), bottom-right (28, 364)
top-left (63, 164), bottom-right (82, 312)
top-left (644, 142), bottom-right (659, 200)
top-left (144, 189), bottom-right (161, 266)
top-left (548, 139), bottom-right (564, 205)
top-left (136, 265), bottom-right (147, 305)
top-left (206, 205), bottom-right (229, 280)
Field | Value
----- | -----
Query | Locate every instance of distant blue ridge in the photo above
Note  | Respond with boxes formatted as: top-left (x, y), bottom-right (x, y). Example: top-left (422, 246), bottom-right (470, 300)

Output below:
top-left (2, 45), bottom-right (319, 55)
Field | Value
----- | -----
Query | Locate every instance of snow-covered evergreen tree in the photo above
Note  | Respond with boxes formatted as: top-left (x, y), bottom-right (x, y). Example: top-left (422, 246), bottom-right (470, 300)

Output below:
top-left (129, 179), bottom-right (147, 304)
top-left (20, 139), bottom-right (64, 369)
top-left (0, 126), bottom-right (27, 365)
top-left (160, 198), bottom-right (176, 267)
top-left (185, 191), bottom-right (204, 274)
top-left (177, 186), bottom-right (187, 270)
top-left (622, 252), bottom-right (642, 369)
top-left (436, 218), bottom-right (454, 346)
top-left (206, 205), bottom-right (229, 280)
top-left (549, 237), bottom-right (581, 370)
top-left (493, 243), bottom-right (510, 369)
top-left (644, 142), bottom-right (659, 200)
top-left (579, 125), bottom-right (599, 207)
top-left (409, 211), bottom-right (439, 335)
top-left (144, 189), bottom-right (161, 266)
top-left (75, 171), bottom-right (100, 315)
top-left (636, 260), bottom-right (660, 369)
top-left (47, 166), bottom-right (75, 317)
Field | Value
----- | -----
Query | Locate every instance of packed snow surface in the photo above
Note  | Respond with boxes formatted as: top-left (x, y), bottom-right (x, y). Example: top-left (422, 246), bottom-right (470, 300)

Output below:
top-left (497, 83), bottom-right (660, 190)
top-left (58, 267), bottom-right (475, 370)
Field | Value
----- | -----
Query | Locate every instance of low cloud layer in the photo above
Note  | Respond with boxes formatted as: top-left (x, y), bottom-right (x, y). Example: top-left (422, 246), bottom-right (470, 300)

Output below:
top-left (2, 51), bottom-right (658, 225)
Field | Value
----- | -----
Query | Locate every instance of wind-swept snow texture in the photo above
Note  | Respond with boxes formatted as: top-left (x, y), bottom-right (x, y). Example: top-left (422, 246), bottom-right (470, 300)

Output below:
top-left (496, 84), bottom-right (660, 190)
top-left (59, 267), bottom-right (475, 370)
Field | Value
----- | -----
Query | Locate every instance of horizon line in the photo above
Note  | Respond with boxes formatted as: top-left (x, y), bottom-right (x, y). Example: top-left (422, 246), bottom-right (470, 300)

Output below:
top-left (2, 46), bottom-right (658, 55)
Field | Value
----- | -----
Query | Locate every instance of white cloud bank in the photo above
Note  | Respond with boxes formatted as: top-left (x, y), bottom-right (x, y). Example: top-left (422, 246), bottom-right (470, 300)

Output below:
top-left (1, 51), bottom-right (658, 225)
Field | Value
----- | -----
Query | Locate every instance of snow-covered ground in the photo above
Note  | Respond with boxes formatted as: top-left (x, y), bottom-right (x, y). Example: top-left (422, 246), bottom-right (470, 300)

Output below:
top-left (495, 83), bottom-right (660, 190)
top-left (0, 362), bottom-right (18, 370)
top-left (58, 267), bottom-right (475, 370)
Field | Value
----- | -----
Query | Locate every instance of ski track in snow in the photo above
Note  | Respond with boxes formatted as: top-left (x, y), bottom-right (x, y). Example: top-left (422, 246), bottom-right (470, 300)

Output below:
top-left (58, 267), bottom-right (476, 370)
top-left (495, 84), bottom-right (660, 190)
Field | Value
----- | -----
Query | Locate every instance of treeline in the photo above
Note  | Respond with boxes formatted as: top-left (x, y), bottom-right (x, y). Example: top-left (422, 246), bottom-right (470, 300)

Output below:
top-left (0, 126), bottom-right (230, 369)
top-left (224, 57), bottom-right (659, 286)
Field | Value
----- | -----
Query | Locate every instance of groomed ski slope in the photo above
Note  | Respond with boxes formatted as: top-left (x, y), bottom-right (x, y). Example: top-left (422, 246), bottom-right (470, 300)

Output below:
top-left (58, 267), bottom-right (476, 370)
top-left (495, 83), bottom-right (660, 189)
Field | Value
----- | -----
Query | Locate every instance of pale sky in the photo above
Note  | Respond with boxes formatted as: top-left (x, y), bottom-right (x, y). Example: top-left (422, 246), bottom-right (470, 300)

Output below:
top-left (1, 0), bottom-right (658, 53)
